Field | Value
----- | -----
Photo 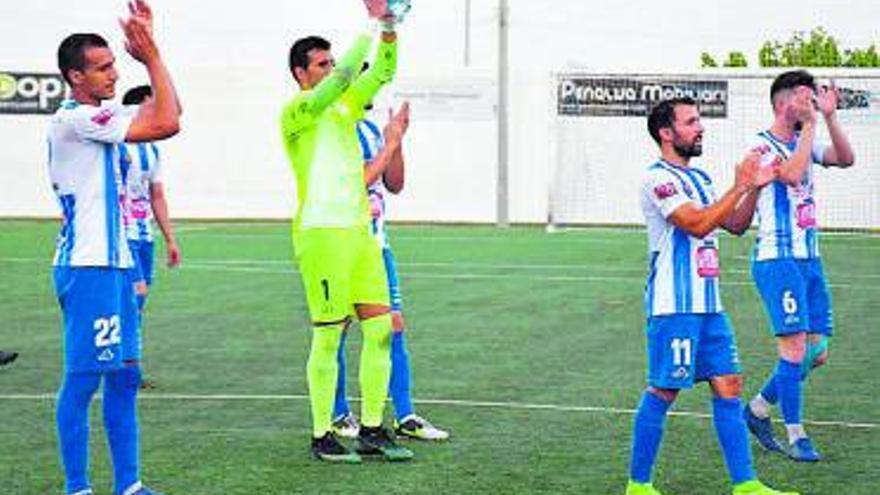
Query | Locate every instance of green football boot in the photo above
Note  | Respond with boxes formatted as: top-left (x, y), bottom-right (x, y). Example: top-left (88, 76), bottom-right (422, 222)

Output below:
top-left (625, 480), bottom-right (663, 495)
top-left (355, 425), bottom-right (414, 462)
top-left (733, 479), bottom-right (799, 495)
top-left (310, 432), bottom-right (362, 463)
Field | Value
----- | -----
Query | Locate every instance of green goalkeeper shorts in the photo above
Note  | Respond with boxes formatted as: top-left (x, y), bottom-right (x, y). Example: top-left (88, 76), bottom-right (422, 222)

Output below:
top-left (294, 228), bottom-right (390, 323)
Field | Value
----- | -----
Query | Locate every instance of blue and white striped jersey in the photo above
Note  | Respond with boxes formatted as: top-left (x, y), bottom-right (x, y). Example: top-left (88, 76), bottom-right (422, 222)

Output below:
top-left (357, 119), bottom-right (391, 249)
top-left (120, 142), bottom-right (162, 242)
top-left (751, 131), bottom-right (826, 261)
top-left (641, 160), bottom-right (723, 317)
top-left (47, 99), bottom-right (135, 268)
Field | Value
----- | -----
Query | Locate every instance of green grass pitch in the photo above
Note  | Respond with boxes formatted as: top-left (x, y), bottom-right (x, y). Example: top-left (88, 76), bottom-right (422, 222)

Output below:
top-left (1, 221), bottom-right (878, 494)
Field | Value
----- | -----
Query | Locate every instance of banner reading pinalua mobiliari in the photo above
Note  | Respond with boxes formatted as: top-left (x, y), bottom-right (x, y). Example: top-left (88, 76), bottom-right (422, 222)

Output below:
top-left (557, 75), bottom-right (729, 118)
top-left (0, 71), bottom-right (65, 115)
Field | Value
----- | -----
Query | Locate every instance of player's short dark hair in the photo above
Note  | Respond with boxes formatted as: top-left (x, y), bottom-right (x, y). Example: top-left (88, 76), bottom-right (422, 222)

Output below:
top-left (57, 33), bottom-right (109, 85)
top-left (647, 97), bottom-right (697, 145)
top-left (123, 85), bottom-right (152, 105)
top-left (770, 70), bottom-right (816, 105)
top-left (289, 36), bottom-right (331, 82)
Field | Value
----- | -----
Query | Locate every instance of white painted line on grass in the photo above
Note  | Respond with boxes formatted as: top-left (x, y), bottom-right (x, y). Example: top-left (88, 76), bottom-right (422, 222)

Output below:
top-left (162, 220), bottom-right (880, 240)
top-left (2, 257), bottom-right (875, 288)
top-left (175, 263), bottom-right (866, 289)
top-left (2, 393), bottom-right (876, 430)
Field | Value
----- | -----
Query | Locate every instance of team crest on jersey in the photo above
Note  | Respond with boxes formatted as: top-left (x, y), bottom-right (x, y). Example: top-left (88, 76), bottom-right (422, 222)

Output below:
top-left (653, 182), bottom-right (678, 200)
top-left (680, 180), bottom-right (694, 198)
top-left (91, 108), bottom-right (114, 126)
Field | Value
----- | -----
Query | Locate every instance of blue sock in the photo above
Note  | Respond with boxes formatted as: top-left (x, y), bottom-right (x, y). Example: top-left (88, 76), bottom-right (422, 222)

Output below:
top-left (759, 373), bottom-right (779, 405)
top-left (332, 330), bottom-right (350, 419)
top-left (629, 391), bottom-right (671, 483)
top-left (57, 372), bottom-right (102, 494)
top-left (712, 396), bottom-right (756, 484)
top-left (776, 358), bottom-right (803, 426)
top-left (136, 294), bottom-right (147, 311)
top-left (103, 366), bottom-right (141, 495)
top-left (390, 331), bottom-right (414, 420)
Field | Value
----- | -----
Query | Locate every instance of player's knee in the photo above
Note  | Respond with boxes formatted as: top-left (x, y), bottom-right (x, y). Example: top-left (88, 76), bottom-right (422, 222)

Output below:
top-left (647, 386), bottom-right (678, 404)
top-left (711, 374), bottom-right (743, 398)
top-left (310, 321), bottom-right (347, 356)
top-left (778, 333), bottom-right (807, 363)
top-left (355, 303), bottom-right (390, 321)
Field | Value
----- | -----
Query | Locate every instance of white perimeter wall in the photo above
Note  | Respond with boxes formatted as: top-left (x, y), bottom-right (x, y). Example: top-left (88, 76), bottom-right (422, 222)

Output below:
top-left (1, 0), bottom-right (878, 225)
top-left (550, 73), bottom-right (880, 229)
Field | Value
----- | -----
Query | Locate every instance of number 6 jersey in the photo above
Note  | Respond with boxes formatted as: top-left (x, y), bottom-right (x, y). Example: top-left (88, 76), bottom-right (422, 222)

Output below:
top-left (750, 131), bottom-right (826, 262)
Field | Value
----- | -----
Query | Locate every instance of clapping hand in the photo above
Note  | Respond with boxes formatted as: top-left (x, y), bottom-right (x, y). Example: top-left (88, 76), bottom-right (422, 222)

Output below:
top-left (735, 150), bottom-right (762, 191)
top-left (119, 0), bottom-right (159, 64)
top-left (383, 101), bottom-right (410, 147)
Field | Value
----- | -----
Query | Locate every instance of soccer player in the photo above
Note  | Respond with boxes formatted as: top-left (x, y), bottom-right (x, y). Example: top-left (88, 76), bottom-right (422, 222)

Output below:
top-left (280, 0), bottom-right (412, 462)
top-left (625, 97), bottom-right (797, 495)
top-left (331, 102), bottom-right (450, 441)
top-left (119, 85), bottom-right (182, 388)
top-left (120, 85), bottom-right (182, 310)
top-left (0, 350), bottom-right (18, 367)
top-left (743, 70), bottom-right (855, 462)
top-left (48, 1), bottom-right (181, 494)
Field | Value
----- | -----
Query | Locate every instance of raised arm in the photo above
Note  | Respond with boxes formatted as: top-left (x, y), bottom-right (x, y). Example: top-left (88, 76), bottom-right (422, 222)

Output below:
top-left (775, 88), bottom-right (818, 186)
top-left (283, 0), bottom-right (392, 135)
top-left (296, 33), bottom-right (376, 123)
top-left (120, 0), bottom-right (180, 143)
top-left (345, 29), bottom-right (398, 116)
top-left (816, 82), bottom-right (855, 168)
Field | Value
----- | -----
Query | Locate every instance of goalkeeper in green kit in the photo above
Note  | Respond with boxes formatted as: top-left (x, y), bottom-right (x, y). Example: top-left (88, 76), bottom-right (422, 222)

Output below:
top-left (280, 0), bottom-right (413, 463)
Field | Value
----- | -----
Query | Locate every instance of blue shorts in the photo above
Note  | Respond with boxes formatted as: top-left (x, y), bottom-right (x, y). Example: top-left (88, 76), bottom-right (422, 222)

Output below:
top-left (382, 248), bottom-right (403, 312)
top-left (751, 258), bottom-right (833, 336)
top-left (122, 267), bottom-right (143, 361)
top-left (53, 267), bottom-right (140, 373)
top-left (646, 313), bottom-right (741, 389)
top-left (127, 240), bottom-right (155, 286)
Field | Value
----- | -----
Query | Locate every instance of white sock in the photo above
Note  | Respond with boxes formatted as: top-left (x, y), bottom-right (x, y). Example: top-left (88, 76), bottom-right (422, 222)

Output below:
top-left (786, 424), bottom-right (807, 444)
top-left (750, 394), bottom-right (772, 418)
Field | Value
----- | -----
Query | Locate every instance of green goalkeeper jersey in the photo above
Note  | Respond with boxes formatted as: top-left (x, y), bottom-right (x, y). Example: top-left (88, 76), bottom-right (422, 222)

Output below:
top-left (280, 30), bottom-right (397, 238)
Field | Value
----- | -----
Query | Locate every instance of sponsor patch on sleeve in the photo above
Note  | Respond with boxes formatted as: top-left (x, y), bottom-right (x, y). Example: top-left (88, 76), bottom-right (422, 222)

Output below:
top-left (653, 182), bottom-right (678, 200)
top-left (90, 108), bottom-right (114, 126)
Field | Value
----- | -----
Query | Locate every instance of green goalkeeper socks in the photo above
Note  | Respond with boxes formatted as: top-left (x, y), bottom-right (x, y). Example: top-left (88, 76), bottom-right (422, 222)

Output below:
top-left (359, 313), bottom-right (393, 428)
top-left (307, 324), bottom-right (344, 437)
